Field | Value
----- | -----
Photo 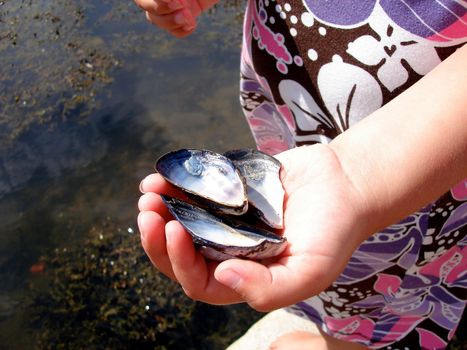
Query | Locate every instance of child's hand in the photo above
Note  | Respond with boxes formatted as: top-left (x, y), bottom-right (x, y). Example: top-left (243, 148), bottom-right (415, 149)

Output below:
top-left (137, 144), bottom-right (370, 311)
top-left (134, 0), bottom-right (218, 38)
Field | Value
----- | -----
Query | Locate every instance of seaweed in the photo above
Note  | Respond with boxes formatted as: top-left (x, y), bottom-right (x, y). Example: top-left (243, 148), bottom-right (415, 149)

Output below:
top-left (28, 220), bottom-right (261, 349)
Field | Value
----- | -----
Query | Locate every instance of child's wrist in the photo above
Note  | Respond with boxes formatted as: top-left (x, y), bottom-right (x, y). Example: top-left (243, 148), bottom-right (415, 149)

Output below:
top-left (326, 141), bottom-right (387, 241)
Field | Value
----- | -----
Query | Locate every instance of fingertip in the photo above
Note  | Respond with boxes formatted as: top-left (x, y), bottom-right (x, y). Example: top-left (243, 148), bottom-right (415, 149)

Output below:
top-left (216, 259), bottom-right (266, 282)
top-left (139, 175), bottom-right (149, 193)
top-left (165, 220), bottom-right (190, 247)
top-left (165, 220), bottom-right (206, 269)
top-left (137, 210), bottom-right (150, 233)
top-left (138, 210), bottom-right (164, 241)
top-left (214, 266), bottom-right (242, 290)
top-left (139, 173), bottom-right (175, 194)
top-left (138, 192), bottom-right (163, 211)
top-left (215, 259), bottom-right (284, 311)
top-left (182, 23), bottom-right (196, 32)
top-left (139, 179), bottom-right (146, 194)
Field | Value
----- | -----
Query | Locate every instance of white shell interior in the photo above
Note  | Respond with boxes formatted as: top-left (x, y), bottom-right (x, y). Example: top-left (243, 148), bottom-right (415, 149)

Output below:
top-left (232, 157), bottom-right (284, 228)
top-left (167, 153), bottom-right (245, 207)
top-left (185, 217), bottom-right (264, 247)
top-left (247, 169), bottom-right (284, 228)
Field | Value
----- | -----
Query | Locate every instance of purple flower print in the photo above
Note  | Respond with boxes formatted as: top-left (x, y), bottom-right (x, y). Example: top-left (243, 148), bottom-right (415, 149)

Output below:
top-left (379, 0), bottom-right (467, 41)
top-left (351, 245), bottom-right (467, 336)
top-left (303, 0), bottom-right (467, 41)
top-left (302, 0), bottom-right (376, 26)
top-left (337, 210), bottom-right (429, 284)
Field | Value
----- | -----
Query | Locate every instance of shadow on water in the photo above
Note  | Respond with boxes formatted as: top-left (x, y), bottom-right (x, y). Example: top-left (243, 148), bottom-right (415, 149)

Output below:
top-left (0, 0), bottom-right (260, 348)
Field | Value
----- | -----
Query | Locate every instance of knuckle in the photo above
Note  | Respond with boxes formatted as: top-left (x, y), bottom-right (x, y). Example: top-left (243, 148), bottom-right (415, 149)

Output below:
top-left (152, 1), bottom-right (167, 14)
top-left (182, 286), bottom-right (201, 301)
top-left (247, 295), bottom-right (274, 312)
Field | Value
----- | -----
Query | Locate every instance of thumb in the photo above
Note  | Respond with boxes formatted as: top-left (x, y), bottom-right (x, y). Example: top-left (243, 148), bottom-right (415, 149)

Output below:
top-left (214, 258), bottom-right (315, 312)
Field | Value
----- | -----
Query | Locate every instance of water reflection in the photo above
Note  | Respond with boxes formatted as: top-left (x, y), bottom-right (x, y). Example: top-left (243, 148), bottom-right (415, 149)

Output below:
top-left (0, 0), bottom-right (258, 348)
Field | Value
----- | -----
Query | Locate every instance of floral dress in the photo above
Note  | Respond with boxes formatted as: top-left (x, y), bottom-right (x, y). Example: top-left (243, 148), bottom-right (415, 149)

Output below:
top-left (239, 0), bottom-right (467, 348)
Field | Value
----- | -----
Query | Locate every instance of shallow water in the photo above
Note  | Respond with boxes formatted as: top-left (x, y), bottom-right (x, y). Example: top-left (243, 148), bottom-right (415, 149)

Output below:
top-left (0, 0), bottom-right (260, 348)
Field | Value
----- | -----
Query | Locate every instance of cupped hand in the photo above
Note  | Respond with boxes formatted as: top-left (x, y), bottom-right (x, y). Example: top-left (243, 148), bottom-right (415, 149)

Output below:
top-left (138, 144), bottom-right (370, 311)
top-left (134, 0), bottom-right (218, 37)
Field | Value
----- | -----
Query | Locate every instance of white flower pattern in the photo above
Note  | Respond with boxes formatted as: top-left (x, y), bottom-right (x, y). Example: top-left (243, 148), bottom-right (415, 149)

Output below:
top-left (347, 6), bottom-right (442, 92)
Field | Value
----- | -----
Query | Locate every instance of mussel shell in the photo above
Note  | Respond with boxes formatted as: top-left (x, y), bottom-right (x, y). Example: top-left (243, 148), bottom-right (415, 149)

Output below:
top-left (224, 149), bottom-right (284, 229)
top-left (161, 196), bottom-right (287, 261)
top-left (156, 149), bottom-right (248, 215)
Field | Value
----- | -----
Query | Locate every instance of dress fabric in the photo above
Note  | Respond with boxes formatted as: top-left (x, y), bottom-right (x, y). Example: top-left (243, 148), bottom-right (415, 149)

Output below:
top-left (239, 0), bottom-right (467, 348)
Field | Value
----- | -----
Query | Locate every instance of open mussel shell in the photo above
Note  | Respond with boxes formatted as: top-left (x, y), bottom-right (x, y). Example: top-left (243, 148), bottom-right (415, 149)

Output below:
top-left (224, 149), bottom-right (285, 229)
top-left (156, 149), bottom-right (248, 215)
top-left (161, 196), bottom-right (287, 261)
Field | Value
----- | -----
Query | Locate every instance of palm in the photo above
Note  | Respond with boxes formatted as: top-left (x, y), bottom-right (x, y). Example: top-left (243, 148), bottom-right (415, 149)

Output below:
top-left (274, 145), bottom-right (365, 301)
top-left (138, 144), bottom-right (366, 311)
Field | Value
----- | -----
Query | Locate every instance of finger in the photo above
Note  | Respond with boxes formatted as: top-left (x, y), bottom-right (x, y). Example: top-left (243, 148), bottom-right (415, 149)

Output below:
top-left (139, 174), bottom-right (196, 210)
top-left (214, 255), bottom-right (330, 312)
top-left (169, 25), bottom-right (196, 38)
top-left (139, 173), bottom-right (167, 193)
top-left (146, 8), bottom-right (195, 31)
top-left (138, 192), bottom-right (165, 211)
top-left (136, 0), bottom-right (178, 14)
top-left (139, 173), bottom-right (185, 197)
top-left (138, 211), bottom-right (178, 281)
top-left (165, 221), bottom-right (242, 304)
top-left (138, 193), bottom-right (174, 221)
top-left (134, 0), bottom-right (147, 10)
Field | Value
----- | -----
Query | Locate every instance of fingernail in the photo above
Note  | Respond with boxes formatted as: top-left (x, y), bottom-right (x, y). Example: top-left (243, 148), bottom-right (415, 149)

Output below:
top-left (139, 180), bottom-right (146, 193)
top-left (139, 175), bottom-right (150, 193)
top-left (138, 212), bottom-right (146, 240)
top-left (174, 12), bottom-right (188, 25)
top-left (218, 268), bottom-right (242, 289)
top-left (165, 227), bottom-right (174, 245)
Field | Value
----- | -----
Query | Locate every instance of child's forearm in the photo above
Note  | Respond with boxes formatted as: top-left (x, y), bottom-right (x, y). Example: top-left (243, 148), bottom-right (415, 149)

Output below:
top-left (329, 44), bottom-right (467, 239)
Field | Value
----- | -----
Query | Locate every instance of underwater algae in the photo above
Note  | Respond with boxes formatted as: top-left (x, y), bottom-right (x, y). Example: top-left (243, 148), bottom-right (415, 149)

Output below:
top-left (28, 219), bottom-right (261, 349)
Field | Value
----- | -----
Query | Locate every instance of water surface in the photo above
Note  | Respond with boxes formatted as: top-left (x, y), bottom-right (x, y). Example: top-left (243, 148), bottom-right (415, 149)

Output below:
top-left (0, 0), bottom-right (260, 348)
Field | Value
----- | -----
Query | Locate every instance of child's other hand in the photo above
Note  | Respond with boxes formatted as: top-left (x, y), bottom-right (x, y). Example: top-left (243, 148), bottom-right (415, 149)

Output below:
top-left (137, 144), bottom-right (369, 310)
top-left (134, 0), bottom-right (217, 38)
